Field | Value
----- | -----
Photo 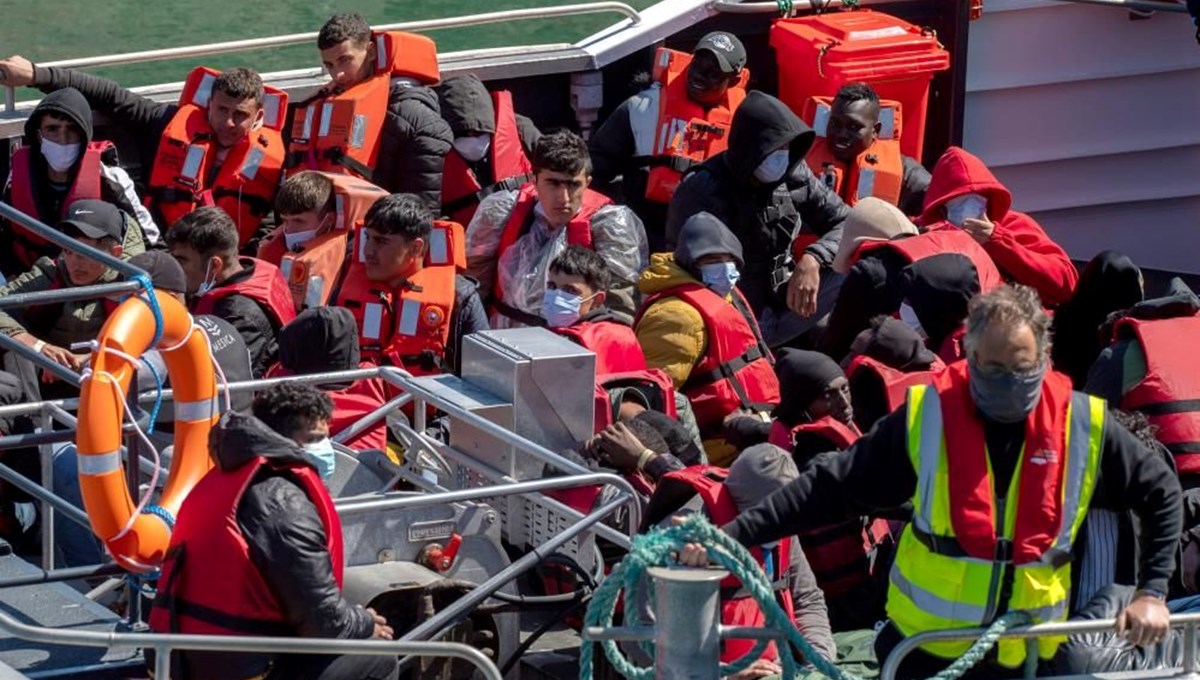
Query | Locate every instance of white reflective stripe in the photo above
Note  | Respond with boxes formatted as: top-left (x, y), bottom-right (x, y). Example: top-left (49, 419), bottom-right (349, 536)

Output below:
top-left (193, 73), bottom-right (215, 108)
top-left (879, 107), bottom-right (897, 140)
top-left (78, 451), bottom-right (122, 476)
top-left (357, 230), bottom-right (368, 263)
top-left (812, 103), bottom-right (831, 137)
top-left (335, 193), bottom-right (346, 231)
top-left (240, 147), bottom-right (265, 181)
top-left (262, 93), bottom-right (282, 129)
top-left (175, 396), bottom-right (220, 422)
top-left (1052, 393), bottom-right (1098, 550)
top-left (659, 118), bottom-right (687, 155)
top-left (891, 566), bottom-right (988, 623)
top-left (429, 228), bottom-right (449, 265)
top-left (376, 34), bottom-right (388, 72)
top-left (181, 145), bottom-right (206, 181)
top-left (305, 276), bottom-right (326, 309)
top-left (914, 388), bottom-right (943, 534)
top-left (1018, 595), bottom-right (1069, 623)
top-left (302, 106), bottom-right (314, 140)
top-left (319, 102), bottom-right (334, 138)
top-left (628, 87), bottom-right (660, 158)
top-left (857, 167), bottom-right (876, 201)
top-left (658, 49), bottom-right (671, 70)
top-left (398, 298), bottom-right (421, 337)
top-left (362, 303), bottom-right (384, 341)
top-left (280, 258), bottom-right (293, 281)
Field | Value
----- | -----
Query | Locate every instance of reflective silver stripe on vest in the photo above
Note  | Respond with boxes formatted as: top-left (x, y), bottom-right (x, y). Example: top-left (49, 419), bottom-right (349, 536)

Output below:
top-left (628, 86), bottom-right (661, 158)
top-left (892, 566), bottom-right (988, 623)
top-left (78, 451), bottom-right (122, 476)
top-left (280, 258), bottom-right (293, 281)
top-left (305, 276), bottom-right (326, 309)
top-left (193, 72), bottom-right (216, 108)
top-left (301, 106), bottom-right (315, 141)
top-left (262, 93), bottom-right (282, 129)
top-left (398, 298), bottom-right (421, 337)
top-left (812, 103), bottom-right (831, 137)
top-left (181, 145), bottom-right (207, 182)
top-left (240, 147), bottom-right (265, 181)
top-left (857, 167), bottom-right (876, 201)
top-left (319, 102), bottom-right (334, 138)
top-left (362, 303), bottom-right (384, 341)
top-left (336, 194), bottom-right (346, 231)
top-left (428, 227), bottom-right (449, 266)
top-left (913, 388), bottom-right (943, 535)
top-left (879, 107), bottom-right (897, 140)
top-left (375, 34), bottom-right (388, 72)
top-left (1047, 393), bottom-right (1099, 554)
top-left (175, 396), bottom-right (220, 422)
top-left (350, 114), bottom-right (368, 149)
top-left (1021, 597), bottom-right (1069, 623)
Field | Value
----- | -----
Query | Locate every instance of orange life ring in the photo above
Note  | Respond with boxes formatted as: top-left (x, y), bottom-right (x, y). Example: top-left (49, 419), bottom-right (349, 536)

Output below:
top-left (76, 292), bottom-right (219, 573)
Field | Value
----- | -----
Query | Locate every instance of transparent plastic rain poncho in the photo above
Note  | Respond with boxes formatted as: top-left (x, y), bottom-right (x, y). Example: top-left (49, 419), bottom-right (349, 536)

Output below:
top-left (466, 189), bottom-right (649, 327)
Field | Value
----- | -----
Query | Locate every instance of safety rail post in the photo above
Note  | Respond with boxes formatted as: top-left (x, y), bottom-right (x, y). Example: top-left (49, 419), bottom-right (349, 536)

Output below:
top-left (1186, 620), bottom-right (1198, 676)
top-left (38, 404), bottom-right (55, 572)
top-left (3, 85), bottom-right (13, 113)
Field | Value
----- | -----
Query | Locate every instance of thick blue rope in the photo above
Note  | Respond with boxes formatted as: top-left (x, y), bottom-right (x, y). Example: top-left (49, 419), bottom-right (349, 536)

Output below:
top-left (131, 274), bottom-right (164, 348)
top-left (580, 514), bottom-right (1031, 680)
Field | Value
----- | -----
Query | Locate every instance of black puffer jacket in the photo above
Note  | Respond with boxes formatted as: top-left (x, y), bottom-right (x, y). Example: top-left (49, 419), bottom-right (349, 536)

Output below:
top-left (373, 82), bottom-right (454, 213)
top-left (157, 412), bottom-right (374, 679)
top-left (201, 259), bottom-right (282, 379)
top-left (665, 92), bottom-right (849, 315)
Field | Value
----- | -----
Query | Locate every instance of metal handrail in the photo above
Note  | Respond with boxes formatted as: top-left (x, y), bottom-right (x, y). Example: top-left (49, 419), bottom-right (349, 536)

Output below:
top-left (1049, 0), bottom-right (1190, 12)
top-left (0, 606), bottom-right (503, 680)
top-left (709, 0), bottom-right (889, 13)
top-left (881, 613), bottom-right (1200, 680)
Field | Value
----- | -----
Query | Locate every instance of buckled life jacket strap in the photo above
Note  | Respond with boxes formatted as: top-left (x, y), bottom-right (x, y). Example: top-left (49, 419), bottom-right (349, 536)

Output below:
top-left (493, 299), bottom-right (547, 328)
top-left (683, 345), bottom-right (765, 392)
top-left (442, 173), bottom-right (533, 216)
top-left (1136, 399), bottom-right (1200, 416)
top-left (151, 593), bottom-right (294, 636)
top-left (323, 148), bottom-right (376, 184)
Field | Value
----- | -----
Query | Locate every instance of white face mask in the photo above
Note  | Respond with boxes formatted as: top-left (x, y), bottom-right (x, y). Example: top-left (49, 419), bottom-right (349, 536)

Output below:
top-left (753, 149), bottom-right (791, 184)
top-left (284, 229), bottom-right (319, 251)
top-left (945, 193), bottom-right (988, 227)
top-left (453, 134), bottom-right (492, 163)
top-left (196, 261), bottom-right (217, 297)
top-left (40, 136), bottom-right (82, 173)
top-left (899, 301), bottom-right (926, 338)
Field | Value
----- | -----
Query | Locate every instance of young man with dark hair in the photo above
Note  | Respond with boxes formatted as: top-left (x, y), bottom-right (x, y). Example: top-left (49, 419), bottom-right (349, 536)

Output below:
top-left (167, 206), bottom-right (296, 378)
top-left (0, 58), bottom-right (285, 242)
top-left (258, 171), bottom-right (337, 264)
top-left (1, 88), bottom-right (156, 277)
top-left (291, 12), bottom-right (452, 212)
top-left (334, 193), bottom-right (488, 375)
top-left (804, 82), bottom-right (931, 216)
top-left (466, 130), bottom-right (648, 327)
top-left (546, 245), bottom-right (646, 374)
top-left (148, 383), bottom-right (398, 680)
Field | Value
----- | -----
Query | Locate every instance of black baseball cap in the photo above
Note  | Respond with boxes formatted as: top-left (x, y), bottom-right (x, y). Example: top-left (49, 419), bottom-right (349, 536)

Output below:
top-left (128, 251), bottom-right (188, 295)
top-left (694, 32), bottom-right (747, 74)
top-left (58, 199), bottom-right (125, 242)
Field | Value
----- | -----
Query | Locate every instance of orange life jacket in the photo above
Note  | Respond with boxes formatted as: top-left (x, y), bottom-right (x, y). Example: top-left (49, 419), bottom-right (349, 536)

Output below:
top-left (258, 173), bottom-right (389, 312)
top-left (288, 32), bottom-right (440, 181)
top-left (440, 90), bottom-right (533, 225)
top-left (644, 466), bottom-right (796, 662)
top-left (334, 220), bottom-right (464, 374)
top-left (149, 455), bottom-right (342, 636)
top-left (855, 229), bottom-right (1005, 293)
top-left (802, 96), bottom-right (905, 208)
top-left (492, 183), bottom-right (612, 319)
top-left (7, 141), bottom-right (110, 268)
top-left (636, 284), bottom-right (780, 437)
top-left (631, 48), bottom-right (749, 204)
top-left (148, 67), bottom-right (288, 244)
top-left (1115, 312), bottom-right (1200, 475)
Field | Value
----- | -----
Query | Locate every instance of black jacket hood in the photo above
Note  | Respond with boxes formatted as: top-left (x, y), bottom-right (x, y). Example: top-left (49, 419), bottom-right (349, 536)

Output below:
top-left (847, 316), bottom-right (941, 372)
top-left (900, 253), bottom-right (982, 350)
top-left (391, 80), bottom-right (443, 114)
top-left (434, 74), bottom-right (495, 136)
top-left (279, 306), bottom-right (360, 375)
top-left (724, 91), bottom-right (815, 184)
top-left (1106, 277), bottom-right (1200, 341)
top-left (25, 87), bottom-right (94, 146)
top-left (210, 411), bottom-right (313, 473)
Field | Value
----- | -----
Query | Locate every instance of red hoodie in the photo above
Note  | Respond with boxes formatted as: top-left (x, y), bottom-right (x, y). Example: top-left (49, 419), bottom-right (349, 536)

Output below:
top-left (919, 147), bottom-right (1078, 306)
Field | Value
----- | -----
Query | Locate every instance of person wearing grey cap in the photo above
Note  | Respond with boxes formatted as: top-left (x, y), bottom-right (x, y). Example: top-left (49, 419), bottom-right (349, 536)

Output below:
top-left (635, 211), bottom-right (779, 467)
top-left (589, 31), bottom-right (750, 252)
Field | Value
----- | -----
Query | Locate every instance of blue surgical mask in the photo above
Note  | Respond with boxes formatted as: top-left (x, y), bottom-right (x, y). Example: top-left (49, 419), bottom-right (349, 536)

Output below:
top-left (898, 302), bottom-right (925, 338)
top-left (967, 359), bottom-right (1046, 424)
top-left (302, 437), bottom-right (337, 482)
top-left (196, 261), bottom-right (217, 297)
top-left (700, 261), bottom-right (740, 297)
top-left (542, 288), bottom-right (597, 328)
top-left (945, 193), bottom-right (988, 227)
top-left (753, 149), bottom-right (791, 184)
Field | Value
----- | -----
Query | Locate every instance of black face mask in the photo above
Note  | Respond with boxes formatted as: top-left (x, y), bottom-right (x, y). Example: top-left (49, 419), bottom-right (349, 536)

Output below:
top-left (967, 359), bottom-right (1047, 423)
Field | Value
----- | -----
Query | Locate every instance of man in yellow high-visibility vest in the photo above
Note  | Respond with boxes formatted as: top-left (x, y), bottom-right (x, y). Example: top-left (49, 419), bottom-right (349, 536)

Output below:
top-left (680, 284), bottom-right (1181, 678)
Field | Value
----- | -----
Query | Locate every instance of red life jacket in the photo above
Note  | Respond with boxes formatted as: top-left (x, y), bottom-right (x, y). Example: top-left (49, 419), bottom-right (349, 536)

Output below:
top-left (935, 361), bottom-right (1075, 564)
top-left (802, 96), bottom-right (905, 208)
top-left (7, 141), bottom-right (110, 269)
top-left (148, 456), bottom-right (343, 636)
top-left (593, 368), bottom-right (678, 432)
top-left (855, 229), bottom-right (1004, 293)
top-left (440, 90), bottom-right (533, 225)
top-left (192, 258), bottom-right (298, 331)
top-left (766, 415), bottom-right (860, 452)
top-left (1115, 313), bottom-right (1200, 475)
top-left (492, 184), bottom-right (612, 311)
top-left (334, 221), bottom-right (465, 375)
top-left (147, 67), bottom-right (288, 245)
top-left (265, 362), bottom-right (388, 452)
top-left (636, 284), bottom-right (780, 437)
top-left (634, 48), bottom-right (749, 204)
top-left (288, 32), bottom-right (440, 181)
top-left (935, 326), bottom-right (968, 365)
top-left (845, 354), bottom-right (946, 417)
top-left (648, 466), bottom-right (796, 662)
top-left (555, 318), bottom-right (648, 375)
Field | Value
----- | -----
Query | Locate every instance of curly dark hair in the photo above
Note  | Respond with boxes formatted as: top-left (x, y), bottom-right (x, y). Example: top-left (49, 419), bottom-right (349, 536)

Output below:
top-left (550, 245), bottom-right (612, 293)
top-left (531, 129), bottom-right (592, 177)
top-left (213, 67), bottom-right (264, 105)
top-left (318, 12), bottom-right (372, 50)
top-left (252, 383), bottom-right (334, 441)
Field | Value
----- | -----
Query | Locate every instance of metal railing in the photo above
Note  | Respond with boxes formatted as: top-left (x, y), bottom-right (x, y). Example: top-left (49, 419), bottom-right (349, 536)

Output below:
top-left (881, 613), bottom-right (1200, 680)
top-left (2, 1), bottom-right (640, 112)
top-left (1049, 0), bottom-right (1190, 12)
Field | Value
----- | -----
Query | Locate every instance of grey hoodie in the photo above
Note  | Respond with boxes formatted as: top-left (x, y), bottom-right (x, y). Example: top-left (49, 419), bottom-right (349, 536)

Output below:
top-left (673, 211), bottom-right (745, 274)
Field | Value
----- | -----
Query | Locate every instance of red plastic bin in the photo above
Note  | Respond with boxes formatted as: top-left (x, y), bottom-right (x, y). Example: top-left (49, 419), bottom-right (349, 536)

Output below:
top-left (770, 10), bottom-right (950, 159)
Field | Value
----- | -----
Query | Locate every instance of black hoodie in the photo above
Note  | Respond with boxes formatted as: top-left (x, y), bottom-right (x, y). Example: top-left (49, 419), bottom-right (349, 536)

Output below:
top-left (152, 412), bottom-right (374, 679)
top-left (373, 82), bottom-right (454, 213)
top-left (664, 92), bottom-right (849, 315)
top-left (899, 252), bottom-right (983, 354)
top-left (1051, 250), bottom-right (1143, 389)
